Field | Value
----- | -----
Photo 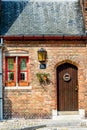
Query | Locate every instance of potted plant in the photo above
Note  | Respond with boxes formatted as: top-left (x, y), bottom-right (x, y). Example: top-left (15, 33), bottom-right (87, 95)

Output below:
top-left (19, 81), bottom-right (29, 86)
top-left (5, 72), bottom-right (16, 86)
top-left (36, 72), bottom-right (50, 85)
top-left (5, 81), bottom-right (16, 86)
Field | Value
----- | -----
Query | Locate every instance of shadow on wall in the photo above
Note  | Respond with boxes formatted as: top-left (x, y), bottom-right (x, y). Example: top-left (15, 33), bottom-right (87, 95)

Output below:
top-left (85, 112), bottom-right (87, 117)
top-left (3, 97), bottom-right (12, 119)
top-left (3, 89), bottom-right (51, 119)
top-left (0, 1), bottom-right (28, 35)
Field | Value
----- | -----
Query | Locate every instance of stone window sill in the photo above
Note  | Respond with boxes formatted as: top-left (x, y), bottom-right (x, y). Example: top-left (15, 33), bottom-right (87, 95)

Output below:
top-left (5, 86), bottom-right (32, 90)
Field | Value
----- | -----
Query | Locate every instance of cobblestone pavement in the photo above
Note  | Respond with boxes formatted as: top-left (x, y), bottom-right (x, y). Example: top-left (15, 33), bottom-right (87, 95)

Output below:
top-left (0, 119), bottom-right (46, 130)
top-left (0, 118), bottom-right (87, 130)
top-left (36, 126), bottom-right (87, 130)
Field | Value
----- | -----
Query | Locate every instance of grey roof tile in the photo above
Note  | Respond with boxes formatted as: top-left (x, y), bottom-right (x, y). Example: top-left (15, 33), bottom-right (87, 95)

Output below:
top-left (0, 0), bottom-right (85, 36)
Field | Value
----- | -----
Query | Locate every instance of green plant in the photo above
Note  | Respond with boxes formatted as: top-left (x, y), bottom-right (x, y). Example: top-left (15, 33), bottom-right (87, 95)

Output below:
top-left (36, 72), bottom-right (50, 85)
top-left (9, 72), bottom-right (14, 80)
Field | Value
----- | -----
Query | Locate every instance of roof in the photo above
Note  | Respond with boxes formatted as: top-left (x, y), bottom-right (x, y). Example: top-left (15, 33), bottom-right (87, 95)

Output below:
top-left (0, 0), bottom-right (85, 36)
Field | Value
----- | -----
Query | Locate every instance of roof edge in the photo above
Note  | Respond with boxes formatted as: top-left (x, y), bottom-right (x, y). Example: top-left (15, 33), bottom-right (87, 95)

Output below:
top-left (0, 35), bottom-right (87, 41)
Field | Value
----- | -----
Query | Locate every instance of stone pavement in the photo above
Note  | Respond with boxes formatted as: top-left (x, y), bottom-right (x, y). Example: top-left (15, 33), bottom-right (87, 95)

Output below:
top-left (0, 119), bottom-right (46, 130)
top-left (0, 118), bottom-right (87, 130)
top-left (36, 118), bottom-right (87, 130)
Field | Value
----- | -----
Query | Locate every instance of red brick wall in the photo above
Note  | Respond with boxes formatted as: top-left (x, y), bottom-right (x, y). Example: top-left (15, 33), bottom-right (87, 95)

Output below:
top-left (3, 40), bottom-right (87, 118)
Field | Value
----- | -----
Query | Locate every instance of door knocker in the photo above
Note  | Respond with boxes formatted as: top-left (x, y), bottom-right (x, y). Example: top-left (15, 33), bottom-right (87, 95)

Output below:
top-left (63, 72), bottom-right (71, 82)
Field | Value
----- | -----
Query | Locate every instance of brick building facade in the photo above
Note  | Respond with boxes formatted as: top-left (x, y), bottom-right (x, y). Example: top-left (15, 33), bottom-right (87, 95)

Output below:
top-left (1, 0), bottom-right (87, 119)
top-left (2, 36), bottom-right (87, 119)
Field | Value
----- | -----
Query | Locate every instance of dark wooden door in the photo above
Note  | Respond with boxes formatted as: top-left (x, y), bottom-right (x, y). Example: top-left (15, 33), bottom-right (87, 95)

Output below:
top-left (57, 63), bottom-right (78, 111)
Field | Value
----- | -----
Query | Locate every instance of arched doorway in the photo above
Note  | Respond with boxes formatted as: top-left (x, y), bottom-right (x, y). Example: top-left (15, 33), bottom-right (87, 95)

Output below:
top-left (57, 63), bottom-right (78, 111)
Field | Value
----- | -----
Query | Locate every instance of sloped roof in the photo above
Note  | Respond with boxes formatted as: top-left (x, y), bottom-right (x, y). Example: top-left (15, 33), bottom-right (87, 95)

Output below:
top-left (0, 0), bottom-right (85, 36)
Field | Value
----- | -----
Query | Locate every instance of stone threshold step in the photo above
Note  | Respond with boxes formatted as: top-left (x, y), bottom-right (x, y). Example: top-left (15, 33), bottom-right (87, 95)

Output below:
top-left (52, 115), bottom-right (82, 120)
top-left (58, 111), bottom-right (79, 115)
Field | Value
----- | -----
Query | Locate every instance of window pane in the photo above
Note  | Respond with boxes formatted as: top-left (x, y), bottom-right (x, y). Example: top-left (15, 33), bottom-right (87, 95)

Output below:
top-left (20, 58), bottom-right (26, 70)
top-left (8, 72), bottom-right (14, 81)
top-left (8, 58), bottom-right (14, 70)
top-left (20, 72), bottom-right (27, 80)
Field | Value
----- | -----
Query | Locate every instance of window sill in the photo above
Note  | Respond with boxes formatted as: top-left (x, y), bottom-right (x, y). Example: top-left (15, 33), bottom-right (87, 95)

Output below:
top-left (5, 86), bottom-right (32, 90)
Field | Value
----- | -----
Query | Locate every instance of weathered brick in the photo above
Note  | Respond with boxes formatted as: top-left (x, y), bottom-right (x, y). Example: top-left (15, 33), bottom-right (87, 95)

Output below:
top-left (2, 39), bottom-right (87, 119)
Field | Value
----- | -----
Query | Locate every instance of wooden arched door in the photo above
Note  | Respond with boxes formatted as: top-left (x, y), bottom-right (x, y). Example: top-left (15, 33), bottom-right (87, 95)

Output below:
top-left (57, 63), bottom-right (78, 111)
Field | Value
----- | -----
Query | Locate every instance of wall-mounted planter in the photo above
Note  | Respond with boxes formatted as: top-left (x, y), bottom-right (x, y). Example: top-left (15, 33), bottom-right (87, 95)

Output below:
top-left (5, 81), bottom-right (16, 86)
top-left (19, 81), bottom-right (29, 86)
top-left (36, 73), bottom-right (51, 86)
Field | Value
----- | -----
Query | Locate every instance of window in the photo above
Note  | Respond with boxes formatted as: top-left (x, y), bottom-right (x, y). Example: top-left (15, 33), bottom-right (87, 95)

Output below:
top-left (6, 57), bottom-right (15, 82)
top-left (5, 57), bottom-right (28, 86)
top-left (19, 58), bottom-right (28, 81)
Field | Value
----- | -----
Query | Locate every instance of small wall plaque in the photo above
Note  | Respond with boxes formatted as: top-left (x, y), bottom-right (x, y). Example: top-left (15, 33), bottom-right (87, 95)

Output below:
top-left (40, 64), bottom-right (46, 69)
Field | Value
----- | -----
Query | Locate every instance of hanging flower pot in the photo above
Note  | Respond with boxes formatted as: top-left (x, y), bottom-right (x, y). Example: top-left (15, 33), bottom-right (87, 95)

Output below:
top-left (36, 73), bottom-right (50, 85)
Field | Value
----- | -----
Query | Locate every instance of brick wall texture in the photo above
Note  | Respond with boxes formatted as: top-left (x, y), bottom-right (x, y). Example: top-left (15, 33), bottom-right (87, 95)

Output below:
top-left (3, 39), bottom-right (87, 119)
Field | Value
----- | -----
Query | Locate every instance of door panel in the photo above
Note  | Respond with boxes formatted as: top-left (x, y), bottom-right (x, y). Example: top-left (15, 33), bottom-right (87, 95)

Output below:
top-left (57, 63), bottom-right (78, 111)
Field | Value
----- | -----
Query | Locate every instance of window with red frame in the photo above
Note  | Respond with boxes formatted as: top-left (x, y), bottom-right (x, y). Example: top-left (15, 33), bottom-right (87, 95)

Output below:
top-left (18, 57), bottom-right (28, 81)
top-left (6, 57), bottom-right (28, 86)
top-left (6, 57), bottom-right (16, 82)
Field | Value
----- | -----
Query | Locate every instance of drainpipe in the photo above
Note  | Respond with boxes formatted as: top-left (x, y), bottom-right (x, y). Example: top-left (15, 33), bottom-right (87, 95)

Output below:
top-left (0, 38), bottom-right (3, 120)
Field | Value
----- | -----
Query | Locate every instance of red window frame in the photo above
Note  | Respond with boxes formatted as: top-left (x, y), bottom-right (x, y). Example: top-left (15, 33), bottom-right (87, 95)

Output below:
top-left (5, 57), bottom-right (16, 82)
top-left (18, 57), bottom-right (28, 82)
top-left (5, 56), bottom-right (29, 85)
